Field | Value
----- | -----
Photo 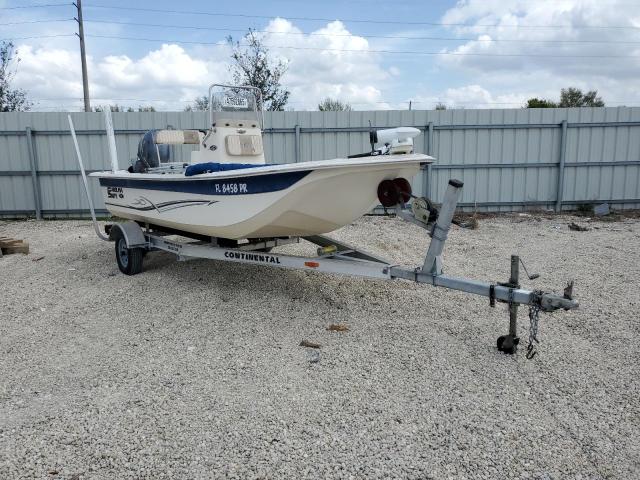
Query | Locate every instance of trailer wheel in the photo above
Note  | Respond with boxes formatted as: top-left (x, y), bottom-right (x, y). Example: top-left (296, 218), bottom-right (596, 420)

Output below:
top-left (497, 334), bottom-right (519, 355)
top-left (115, 236), bottom-right (144, 275)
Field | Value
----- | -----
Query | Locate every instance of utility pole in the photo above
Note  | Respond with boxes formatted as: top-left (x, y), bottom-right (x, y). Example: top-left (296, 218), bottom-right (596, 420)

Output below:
top-left (74, 0), bottom-right (91, 112)
top-left (408, 100), bottom-right (412, 110)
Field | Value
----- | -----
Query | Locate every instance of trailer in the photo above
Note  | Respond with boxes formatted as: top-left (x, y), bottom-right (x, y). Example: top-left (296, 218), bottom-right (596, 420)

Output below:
top-left (70, 116), bottom-right (578, 358)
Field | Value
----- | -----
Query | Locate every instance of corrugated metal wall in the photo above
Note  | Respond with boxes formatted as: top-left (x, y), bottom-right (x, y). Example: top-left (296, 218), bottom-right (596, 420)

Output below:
top-left (1, 107), bottom-right (639, 218)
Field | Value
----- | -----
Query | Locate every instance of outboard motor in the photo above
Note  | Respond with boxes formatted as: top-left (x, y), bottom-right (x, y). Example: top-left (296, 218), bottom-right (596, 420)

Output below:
top-left (132, 129), bottom-right (171, 172)
top-left (348, 126), bottom-right (421, 158)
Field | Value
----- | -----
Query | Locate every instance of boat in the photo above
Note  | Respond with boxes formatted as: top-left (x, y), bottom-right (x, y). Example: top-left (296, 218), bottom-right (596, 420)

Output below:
top-left (90, 84), bottom-right (433, 240)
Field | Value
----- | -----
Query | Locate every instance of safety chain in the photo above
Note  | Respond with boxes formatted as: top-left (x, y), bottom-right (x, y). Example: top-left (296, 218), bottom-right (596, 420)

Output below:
top-left (526, 291), bottom-right (544, 359)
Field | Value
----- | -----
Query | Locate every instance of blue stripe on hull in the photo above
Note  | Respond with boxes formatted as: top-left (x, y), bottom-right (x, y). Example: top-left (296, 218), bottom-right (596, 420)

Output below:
top-left (99, 170), bottom-right (312, 195)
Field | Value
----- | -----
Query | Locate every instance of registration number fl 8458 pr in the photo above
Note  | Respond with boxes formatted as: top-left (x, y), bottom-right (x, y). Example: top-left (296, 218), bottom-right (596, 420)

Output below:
top-left (215, 183), bottom-right (248, 194)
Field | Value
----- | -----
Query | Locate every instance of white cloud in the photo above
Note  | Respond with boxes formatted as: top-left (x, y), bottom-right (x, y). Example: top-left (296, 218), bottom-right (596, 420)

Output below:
top-left (10, 4), bottom-right (638, 112)
top-left (11, 18), bottom-right (394, 111)
top-left (432, 0), bottom-right (640, 106)
top-left (102, 44), bottom-right (216, 88)
top-left (262, 18), bottom-right (391, 109)
top-left (11, 45), bottom-right (90, 111)
top-left (13, 43), bottom-right (231, 111)
top-left (443, 85), bottom-right (522, 108)
top-left (409, 84), bottom-right (525, 109)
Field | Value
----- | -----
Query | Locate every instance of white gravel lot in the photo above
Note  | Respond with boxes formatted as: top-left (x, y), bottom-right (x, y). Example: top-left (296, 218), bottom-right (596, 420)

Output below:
top-left (0, 214), bottom-right (639, 479)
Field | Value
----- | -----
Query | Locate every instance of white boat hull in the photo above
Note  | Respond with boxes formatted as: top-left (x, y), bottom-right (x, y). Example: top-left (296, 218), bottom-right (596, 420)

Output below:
top-left (93, 155), bottom-right (429, 239)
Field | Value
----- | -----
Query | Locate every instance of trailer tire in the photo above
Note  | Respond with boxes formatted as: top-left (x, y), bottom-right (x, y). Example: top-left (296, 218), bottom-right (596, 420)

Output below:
top-left (497, 334), bottom-right (518, 354)
top-left (115, 236), bottom-right (144, 275)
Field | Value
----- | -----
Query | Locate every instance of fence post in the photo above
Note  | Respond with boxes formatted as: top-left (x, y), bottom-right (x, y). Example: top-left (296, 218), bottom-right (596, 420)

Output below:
top-left (294, 124), bottom-right (301, 163)
top-left (25, 127), bottom-right (42, 220)
top-left (423, 121), bottom-right (434, 199)
top-left (555, 120), bottom-right (568, 212)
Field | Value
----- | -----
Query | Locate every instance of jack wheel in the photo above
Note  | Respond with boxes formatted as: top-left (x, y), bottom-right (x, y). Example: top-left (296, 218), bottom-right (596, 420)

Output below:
top-left (115, 236), bottom-right (144, 275)
top-left (497, 335), bottom-right (520, 354)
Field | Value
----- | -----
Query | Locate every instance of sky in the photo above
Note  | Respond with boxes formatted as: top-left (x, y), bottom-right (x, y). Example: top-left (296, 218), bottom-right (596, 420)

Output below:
top-left (1, 0), bottom-right (639, 111)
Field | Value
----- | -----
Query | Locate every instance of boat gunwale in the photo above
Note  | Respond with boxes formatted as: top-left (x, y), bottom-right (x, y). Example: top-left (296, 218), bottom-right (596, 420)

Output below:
top-left (89, 153), bottom-right (433, 181)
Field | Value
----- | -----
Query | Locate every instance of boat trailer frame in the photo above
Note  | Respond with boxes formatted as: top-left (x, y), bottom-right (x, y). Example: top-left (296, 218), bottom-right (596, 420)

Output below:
top-left (70, 115), bottom-right (578, 356)
top-left (99, 181), bottom-right (578, 356)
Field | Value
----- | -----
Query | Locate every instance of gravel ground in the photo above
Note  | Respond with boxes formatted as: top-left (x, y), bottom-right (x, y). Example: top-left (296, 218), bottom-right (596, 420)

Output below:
top-left (0, 214), bottom-right (639, 479)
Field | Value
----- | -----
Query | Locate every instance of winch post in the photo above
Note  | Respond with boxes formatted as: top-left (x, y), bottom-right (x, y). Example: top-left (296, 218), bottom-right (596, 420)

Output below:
top-left (422, 179), bottom-right (463, 275)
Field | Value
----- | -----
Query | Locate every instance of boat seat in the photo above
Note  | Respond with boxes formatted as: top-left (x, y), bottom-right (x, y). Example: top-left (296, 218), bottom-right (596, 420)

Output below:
top-left (225, 134), bottom-right (264, 156)
top-left (155, 129), bottom-right (200, 145)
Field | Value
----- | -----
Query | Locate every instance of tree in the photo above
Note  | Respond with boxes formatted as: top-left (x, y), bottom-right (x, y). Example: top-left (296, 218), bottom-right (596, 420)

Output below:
top-left (94, 105), bottom-right (156, 112)
top-left (559, 87), bottom-right (604, 107)
top-left (184, 95), bottom-right (209, 111)
top-left (318, 97), bottom-right (352, 111)
top-left (434, 102), bottom-right (447, 110)
top-left (92, 104), bottom-right (128, 112)
top-left (227, 29), bottom-right (290, 111)
top-left (525, 98), bottom-right (557, 108)
top-left (0, 41), bottom-right (31, 112)
top-left (525, 87), bottom-right (605, 108)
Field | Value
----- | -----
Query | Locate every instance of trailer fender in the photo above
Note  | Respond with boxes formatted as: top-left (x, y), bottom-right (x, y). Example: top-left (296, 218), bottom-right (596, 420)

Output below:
top-left (108, 221), bottom-right (147, 248)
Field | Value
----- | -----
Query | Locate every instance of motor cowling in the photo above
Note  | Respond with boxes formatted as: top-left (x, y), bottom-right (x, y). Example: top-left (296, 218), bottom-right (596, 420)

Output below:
top-left (132, 130), bottom-right (171, 172)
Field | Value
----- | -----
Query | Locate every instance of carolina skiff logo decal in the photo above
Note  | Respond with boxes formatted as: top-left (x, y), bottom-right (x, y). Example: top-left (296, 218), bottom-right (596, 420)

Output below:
top-left (122, 197), bottom-right (218, 213)
top-left (107, 187), bottom-right (124, 199)
top-left (224, 251), bottom-right (281, 264)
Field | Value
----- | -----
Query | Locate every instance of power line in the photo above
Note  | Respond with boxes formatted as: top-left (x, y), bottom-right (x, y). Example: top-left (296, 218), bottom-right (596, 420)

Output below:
top-left (29, 101), bottom-right (639, 111)
top-left (0, 34), bottom-right (76, 41)
top-left (2, 23), bottom-right (635, 50)
top-left (31, 97), bottom-right (637, 106)
top-left (34, 96), bottom-right (196, 102)
top-left (82, 19), bottom-right (640, 45)
top-left (85, 34), bottom-right (640, 58)
top-left (0, 19), bottom-right (74, 26)
top-left (7, 17), bottom-right (637, 45)
top-left (83, 3), bottom-right (640, 30)
top-left (0, 3), bottom-right (70, 10)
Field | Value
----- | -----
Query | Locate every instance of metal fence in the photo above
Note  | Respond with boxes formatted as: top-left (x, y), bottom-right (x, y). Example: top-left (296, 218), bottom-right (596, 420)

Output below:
top-left (1, 107), bottom-right (639, 218)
